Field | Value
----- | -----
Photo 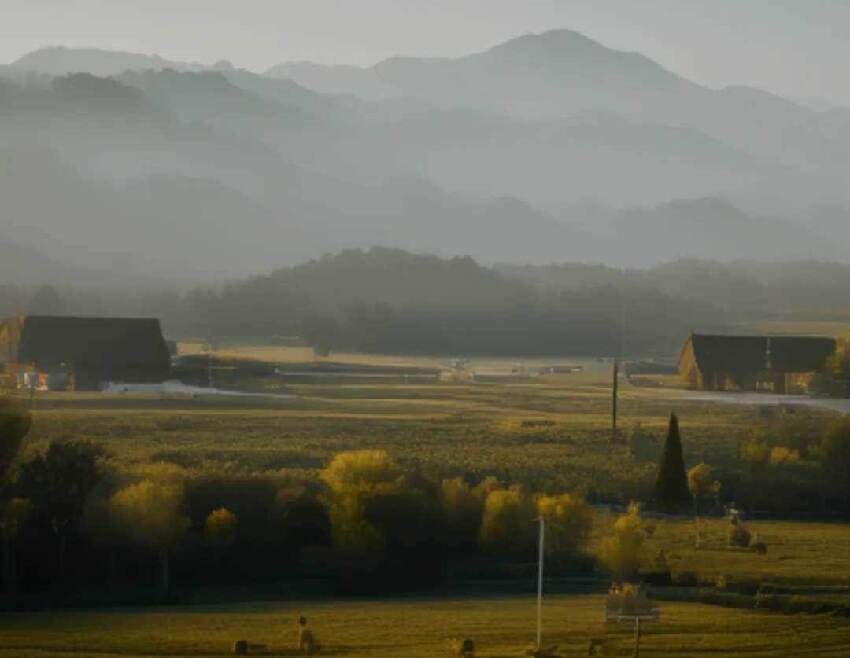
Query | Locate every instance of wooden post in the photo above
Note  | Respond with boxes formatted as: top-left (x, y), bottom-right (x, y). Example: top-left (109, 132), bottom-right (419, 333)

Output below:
top-left (612, 359), bottom-right (619, 443)
top-left (536, 517), bottom-right (544, 650)
top-left (634, 617), bottom-right (641, 658)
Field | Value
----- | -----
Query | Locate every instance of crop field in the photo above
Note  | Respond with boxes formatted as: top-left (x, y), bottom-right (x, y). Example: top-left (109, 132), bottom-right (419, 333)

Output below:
top-left (9, 348), bottom-right (850, 656)
top-left (18, 350), bottom-right (776, 499)
top-left (2, 594), bottom-right (850, 658)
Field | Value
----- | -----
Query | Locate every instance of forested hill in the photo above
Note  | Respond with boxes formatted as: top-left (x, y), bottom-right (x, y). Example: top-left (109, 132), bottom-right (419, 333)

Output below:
top-left (182, 248), bottom-right (719, 356)
top-left (8, 248), bottom-right (850, 357)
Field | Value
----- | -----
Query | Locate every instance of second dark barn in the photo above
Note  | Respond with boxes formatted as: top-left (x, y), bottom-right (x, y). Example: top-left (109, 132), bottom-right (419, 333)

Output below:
top-left (679, 333), bottom-right (836, 393)
top-left (0, 315), bottom-right (171, 390)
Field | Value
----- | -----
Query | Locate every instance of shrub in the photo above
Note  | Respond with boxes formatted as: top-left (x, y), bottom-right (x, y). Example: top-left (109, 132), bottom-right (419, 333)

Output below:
top-left (599, 503), bottom-right (645, 582)
top-left (479, 487), bottom-right (536, 558)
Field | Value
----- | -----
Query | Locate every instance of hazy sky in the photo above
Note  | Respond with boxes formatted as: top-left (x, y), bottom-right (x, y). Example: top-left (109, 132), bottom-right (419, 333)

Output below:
top-left (4, 0), bottom-right (850, 106)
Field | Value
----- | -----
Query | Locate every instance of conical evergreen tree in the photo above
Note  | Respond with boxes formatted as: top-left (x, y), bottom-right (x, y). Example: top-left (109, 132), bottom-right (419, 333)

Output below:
top-left (656, 412), bottom-right (691, 512)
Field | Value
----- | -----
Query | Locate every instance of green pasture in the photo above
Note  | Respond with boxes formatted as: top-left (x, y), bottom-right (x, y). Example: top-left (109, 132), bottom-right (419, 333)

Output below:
top-left (2, 594), bottom-right (850, 657)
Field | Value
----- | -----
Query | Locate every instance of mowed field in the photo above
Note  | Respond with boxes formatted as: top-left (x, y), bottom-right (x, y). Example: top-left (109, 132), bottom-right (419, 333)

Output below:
top-left (8, 348), bottom-right (850, 656)
top-left (2, 594), bottom-right (850, 658)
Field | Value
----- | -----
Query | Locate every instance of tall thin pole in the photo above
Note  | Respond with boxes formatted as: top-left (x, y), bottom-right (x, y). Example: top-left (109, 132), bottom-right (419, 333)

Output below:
top-left (536, 516), bottom-right (545, 650)
top-left (634, 617), bottom-right (641, 658)
top-left (207, 339), bottom-right (214, 389)
top-left (612, 359), bottom-right (619, 443)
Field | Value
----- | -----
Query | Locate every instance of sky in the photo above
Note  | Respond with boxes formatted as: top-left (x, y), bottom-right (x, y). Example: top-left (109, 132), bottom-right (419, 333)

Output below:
top-left (3, 0), bottom-right (850, 107)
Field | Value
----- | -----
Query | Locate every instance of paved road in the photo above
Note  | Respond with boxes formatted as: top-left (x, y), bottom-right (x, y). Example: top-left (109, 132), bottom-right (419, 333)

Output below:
top-left (660, 389), bottom-right (850, 414)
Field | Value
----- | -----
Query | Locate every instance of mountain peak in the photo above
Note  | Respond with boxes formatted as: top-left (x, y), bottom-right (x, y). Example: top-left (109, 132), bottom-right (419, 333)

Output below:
top-left (487, 29), bottom-right (603, 56)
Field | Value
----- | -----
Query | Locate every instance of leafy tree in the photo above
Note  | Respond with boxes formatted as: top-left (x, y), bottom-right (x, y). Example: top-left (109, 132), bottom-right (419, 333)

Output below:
top-left (536, 493), bottom-right (593, 560)
top-left (300, 314), bottom-right (340, 358)
top-left (1, 497), bottom-right (32, 593)
top-left (110, 479), bottom-right (190, 598)
top-left (740, 437), bottom-right (770, 473)
top-left (274, 494), bottom-right (331, 553)
top-left (655, 413), bottom-right (691, 512)
top-left (821, 417), bottom-right (850, 506)
top-left (0, 398), bottom-right (30, 484)
top-left (320, 450), bottom-right (403, 553)
top-left (687, 463), bottom-right (720, 516)
top-left (599, 503), bottom-right (645, 582)
top-left (440, 477), bottom-right (484, 554)
top-left (16, 440), bottom-right (104, 574)
top-left (478, 486), bottom-right (536, 558)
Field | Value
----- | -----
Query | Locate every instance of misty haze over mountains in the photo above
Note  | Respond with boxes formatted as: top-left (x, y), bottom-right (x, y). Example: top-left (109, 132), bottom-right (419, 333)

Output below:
top-left (2, 29), bottom-right (850, 285)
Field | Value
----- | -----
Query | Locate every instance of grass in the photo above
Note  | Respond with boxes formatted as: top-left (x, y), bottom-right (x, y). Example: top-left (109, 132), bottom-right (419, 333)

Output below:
top-left (8, 348), bottom-right (850, 655)
top-left (2, 594), bottom-right (850, 657)
top-left (19, 366), bottom-right (770, 498)
top-left (630, 518), bottom-right (850, 587)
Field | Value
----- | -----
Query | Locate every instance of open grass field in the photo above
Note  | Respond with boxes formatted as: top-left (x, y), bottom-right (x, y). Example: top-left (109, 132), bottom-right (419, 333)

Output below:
top-left (2, 594), bottom-right (850, 657)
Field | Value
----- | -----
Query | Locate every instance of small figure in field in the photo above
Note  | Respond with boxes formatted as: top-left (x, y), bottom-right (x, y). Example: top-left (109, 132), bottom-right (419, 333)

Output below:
top-left (297, 616), bottom-right (320, 656)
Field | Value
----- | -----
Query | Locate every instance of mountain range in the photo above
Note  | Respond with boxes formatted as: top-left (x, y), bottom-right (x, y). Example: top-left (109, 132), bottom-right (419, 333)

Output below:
top-left (2, 30), bottom-right (850, 285)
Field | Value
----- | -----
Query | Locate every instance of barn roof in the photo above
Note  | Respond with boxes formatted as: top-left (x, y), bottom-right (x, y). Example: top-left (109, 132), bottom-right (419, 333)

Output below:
top-left (683, 333), bottom-right (835, 375)
top-left (0, 315), bottom-right (170, 383)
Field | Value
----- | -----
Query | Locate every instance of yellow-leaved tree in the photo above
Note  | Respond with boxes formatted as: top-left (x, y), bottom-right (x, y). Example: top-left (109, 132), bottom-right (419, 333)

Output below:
top-left (536, 493), bottom-right (593, 561)
top-left (110, 479), bottom-right (190, 598)
top-left (320, 450), bottom-right (403, 553)
top-left (599, 503), bottom-right (645, 583)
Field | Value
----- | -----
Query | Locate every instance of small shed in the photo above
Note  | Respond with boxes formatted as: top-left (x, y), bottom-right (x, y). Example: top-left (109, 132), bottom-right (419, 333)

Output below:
top-left (679, 333), bottom-right (835, 393)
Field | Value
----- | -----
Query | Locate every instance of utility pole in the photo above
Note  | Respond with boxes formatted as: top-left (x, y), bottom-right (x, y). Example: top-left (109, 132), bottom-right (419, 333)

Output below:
top-left (612, 290), bottom-right (625, 444)
top-left (207, 338), bottom-right (214, 390)
top-left (612, 358), bottom-right (619, 443)
top-left (536, 516), bottom-right (545, 652)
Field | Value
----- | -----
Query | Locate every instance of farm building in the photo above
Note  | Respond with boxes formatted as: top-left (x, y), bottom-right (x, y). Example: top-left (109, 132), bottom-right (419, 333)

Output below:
top-left (0, 315), bottom-right (171, 390)
top-left (679, 333), bottom-right (836, 393)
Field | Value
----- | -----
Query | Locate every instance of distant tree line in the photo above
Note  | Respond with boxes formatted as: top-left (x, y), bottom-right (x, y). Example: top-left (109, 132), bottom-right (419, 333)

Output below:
top-left (7, 250), bottom-right (850, 358)
top-left (0, 249), bottom-right (725, 357)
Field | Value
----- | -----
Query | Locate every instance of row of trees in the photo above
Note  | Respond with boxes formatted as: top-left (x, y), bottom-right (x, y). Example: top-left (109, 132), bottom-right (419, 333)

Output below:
top-left (1, 398), bottom-right (606, 602)
top-left (653, 408), bottom-right (850, 517)
top-left (6, 398), bottom-right (850, 604)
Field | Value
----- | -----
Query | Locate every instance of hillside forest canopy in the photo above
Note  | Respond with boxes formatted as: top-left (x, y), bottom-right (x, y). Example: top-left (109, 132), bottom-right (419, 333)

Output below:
top-left (5, 249), bottom-right (850, 357)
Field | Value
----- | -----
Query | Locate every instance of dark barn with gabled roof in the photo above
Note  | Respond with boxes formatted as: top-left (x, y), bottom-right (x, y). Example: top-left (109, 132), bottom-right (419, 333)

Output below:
top-left (679, 333), bottom-right (836, 393)
top-left (0, 315), bottom-right (170, 390)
